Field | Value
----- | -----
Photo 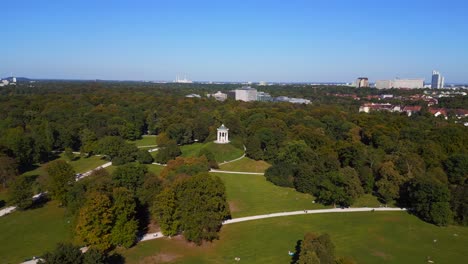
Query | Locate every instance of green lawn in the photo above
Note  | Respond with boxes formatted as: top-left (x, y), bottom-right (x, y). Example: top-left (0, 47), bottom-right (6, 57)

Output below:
top-left (147, 164), bottom-right (165, 176)
top-left (0, 201), bottom-right (72, 263)
top-left (219, 157), bottom-right (271, 173)
top-left (22, 154), bottom-right (107, 178)
top-left (181, 142), bottom-right (244, 163)
top-left (127, 135), bottom-right (157, 147)
top-left (121, 212), bottom-right (468, 264)
top-left (212, 172), bottom-right (326, 218)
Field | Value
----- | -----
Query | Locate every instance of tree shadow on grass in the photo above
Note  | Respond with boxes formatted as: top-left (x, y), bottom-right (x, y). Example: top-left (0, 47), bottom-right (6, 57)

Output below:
top-left (290, 239), bottom-right (302, 264)
top-left (107, 252), bottom-right (126, 264)
top-left (29, 194), bottom-right (50, 210)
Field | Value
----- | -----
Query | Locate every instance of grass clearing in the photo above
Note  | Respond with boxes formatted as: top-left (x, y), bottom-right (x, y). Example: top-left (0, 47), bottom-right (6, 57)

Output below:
top-left (22, 154), bottom-right (107, 178)
top-left (219, 157), bottom-right (271, 173)
top-left (181, 142), bottom-right (244, 163)
top-left (212, 172), bottom-right (326, 218)
top-left (121, 212), bottom-right (468, 264)
top-left (147, 164), bottom-right (165, 176)
top-left (0, 201), bottom-right (72, 263)
top-left (127, 135), bottom-right (157, 147)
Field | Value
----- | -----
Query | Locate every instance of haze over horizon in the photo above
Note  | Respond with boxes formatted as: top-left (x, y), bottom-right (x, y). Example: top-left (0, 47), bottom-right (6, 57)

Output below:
top-left (2, 0), bottom-right (468, 83)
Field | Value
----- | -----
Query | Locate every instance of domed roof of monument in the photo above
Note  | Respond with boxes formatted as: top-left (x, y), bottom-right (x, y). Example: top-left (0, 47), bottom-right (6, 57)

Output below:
top-left (218, 124), bottom-right (228, 131)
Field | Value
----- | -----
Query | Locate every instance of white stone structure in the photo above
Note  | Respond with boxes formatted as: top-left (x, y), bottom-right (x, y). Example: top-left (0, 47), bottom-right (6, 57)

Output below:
top-left (215, 124), bottom-right (229, 144)
top-left (376, 78), bottom-right (424, 89)
top-left (234, 86), bottom-right (257, 102)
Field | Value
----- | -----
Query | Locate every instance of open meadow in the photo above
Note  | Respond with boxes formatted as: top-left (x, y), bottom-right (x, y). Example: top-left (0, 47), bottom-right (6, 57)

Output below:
top-left (0, 201), bottom-right (72, 263)
top-left (121, 211), bottom-right (468, 264)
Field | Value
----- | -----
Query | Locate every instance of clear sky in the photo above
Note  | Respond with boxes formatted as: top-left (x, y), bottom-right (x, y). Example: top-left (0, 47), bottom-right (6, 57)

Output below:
top-left (2, 0), bottom-right (468, 83)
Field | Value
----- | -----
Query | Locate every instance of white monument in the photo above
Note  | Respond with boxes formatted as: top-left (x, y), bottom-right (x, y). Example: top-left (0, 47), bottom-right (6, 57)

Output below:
top-left (215, 124), bottom-right (229, 144)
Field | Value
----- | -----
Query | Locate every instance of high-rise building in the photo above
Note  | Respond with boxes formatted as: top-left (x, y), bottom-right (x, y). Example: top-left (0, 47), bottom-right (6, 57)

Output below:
top-left (431, 70), bottom-right (444, 89)
top-left (375, 78), bottom-right (424, 89)
top-left (234, 86), bottom-right (257, 102)
top-left (355, 77), bottom-right (369, 88)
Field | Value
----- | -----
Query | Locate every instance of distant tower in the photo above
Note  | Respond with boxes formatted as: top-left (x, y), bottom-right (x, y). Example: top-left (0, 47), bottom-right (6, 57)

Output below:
top-left (12, 76), bottom-right (16, 83)
top-left (215, 124), bottom-right (229, 144)
top-left (356, 77), bottom-right (369, 88)
top-left (431, 70), bottom-right (444, 89)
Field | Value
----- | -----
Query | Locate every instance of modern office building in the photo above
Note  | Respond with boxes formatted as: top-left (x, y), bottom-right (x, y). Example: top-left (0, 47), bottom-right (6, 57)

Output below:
top-left (375, 78), bottom-right (424, 89)
top-left (355, 77), bottom-right (369, 88)
top-left (234, 86), bottom-right (258, 102)
top-left (257, 91), bottom-right (272, 102)
top-left (431, 70), bottom-right (445, 89)
top-left (207, 91), bottom-right (228, 101)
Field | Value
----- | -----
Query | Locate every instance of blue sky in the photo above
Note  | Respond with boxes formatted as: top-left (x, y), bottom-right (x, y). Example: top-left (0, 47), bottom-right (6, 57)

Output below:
top-left (2, 0), bottom-right (468, 83)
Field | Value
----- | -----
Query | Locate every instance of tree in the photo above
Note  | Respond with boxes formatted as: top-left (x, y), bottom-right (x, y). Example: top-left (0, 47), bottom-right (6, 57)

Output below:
top-left (64, 147), bottom-right (75, 161)
top-left (136, 149), bottom-right (153, 164)
top-left (41, 243), bottom-right (83, 264)
top-left (111, 188), bottom-right (138, 248)
top-left (444, 154), bottom-right (468, 184)
top-left (450, 184), bottom-right (468, 225)
top-left (340, 167), bottom-right (364, 202)
top-left (153, 174), bottom-right (230, 244)
top-left (317, 172), bottom-right (348, 207)
top-left (111, 163), bottom-right (148, 195)
top-left (276, 140), bottom-right (314, 165)
top-left (82, 248), bottom-right (107, 264)
top-left (297, 233), bottom-right (335, 264)
top-left (265, 162), bottom-right (295, 188)
top-left (375, 161), bottom-right (404, 204)
top-left (47, 160), bottom-right (76, 205)
top-left (160, 156), bottom-right (210, 180)
top-left (155, 140), bottom-right (181, 164)
top-left (153, 188), bottom-right (179, 236)
top-left (358, 166), bottom-right (374, 193)
top-left (94, 136), bottom-right (138, 165)
top-left (0, 154), bottom-right (18, 188)
top-left (137, 174), bottom-right (163, 206)
top-left (198, 148), bottom-right (218, 169)
top-left (408, 176), bottom-right (452, 226)
top-left (175, 174), bottom-right (230, 244)
top-left (75, 192), bottom-right (113, 251)
top-left (8, 176), bottom-right (33, 210)
top-left (245, 135), bottom-right (263, 160)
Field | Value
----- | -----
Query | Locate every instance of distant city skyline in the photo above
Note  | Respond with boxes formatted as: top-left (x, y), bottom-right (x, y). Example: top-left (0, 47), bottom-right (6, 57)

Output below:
top-left (2, 0), bottom-right (468, 83)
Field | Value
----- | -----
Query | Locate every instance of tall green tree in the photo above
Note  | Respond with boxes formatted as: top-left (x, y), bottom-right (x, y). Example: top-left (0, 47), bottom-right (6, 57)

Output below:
top-left (111, 163), bottom-right (148, 195)
top-left (8, 176), bottom-right (33, 210)
top-left (41, 243), bottom-right (83, 264)
top-left (408, 176), bottom-right (452, 226)
top-left (47, 160), bottom-right (76, 205)
top-left (0, 155), bottom-right (18, 188)
top-left (111, 188), bottom-right (138, 248)
top-left (75, 192), bottom-right (113, 251)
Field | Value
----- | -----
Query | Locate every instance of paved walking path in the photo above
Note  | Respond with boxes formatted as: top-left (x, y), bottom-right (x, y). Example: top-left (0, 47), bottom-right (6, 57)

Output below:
top-left (1, 161), bottom-right (112, 218)
top-left (138, 207), bottom-right (406, 243)
top-left (209, 169), bottom-right (264, 175)
top-left (137, 145), bottom-right (158, 148)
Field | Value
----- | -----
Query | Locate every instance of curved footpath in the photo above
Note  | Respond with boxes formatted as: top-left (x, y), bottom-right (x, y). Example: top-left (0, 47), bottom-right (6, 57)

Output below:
top-left (209, 169), bottom-right (264, 175)
top-left (140, 207), bottom-right (406, 242)
top-left (0, 162), bottom-right (112, 217)
top-left (20, 207), bottom-right (407, 264)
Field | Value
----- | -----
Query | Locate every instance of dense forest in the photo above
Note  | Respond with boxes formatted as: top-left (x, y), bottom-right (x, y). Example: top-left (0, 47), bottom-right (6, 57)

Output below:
top-left (0, 81), bottom-right (467, 256)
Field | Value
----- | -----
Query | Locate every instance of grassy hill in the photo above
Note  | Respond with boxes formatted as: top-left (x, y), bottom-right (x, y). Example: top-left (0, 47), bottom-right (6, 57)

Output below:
top-left (212, 172), bottom-right (326, 218)
top-left (181, 140), bottom-right (244, 163)
top-left (219, 157), bottom-right (271, 173)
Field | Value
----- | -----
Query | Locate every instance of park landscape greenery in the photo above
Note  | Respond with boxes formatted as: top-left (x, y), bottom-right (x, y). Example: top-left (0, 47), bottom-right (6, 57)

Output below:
top-left (0, 81), bottom-right (466, 263)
